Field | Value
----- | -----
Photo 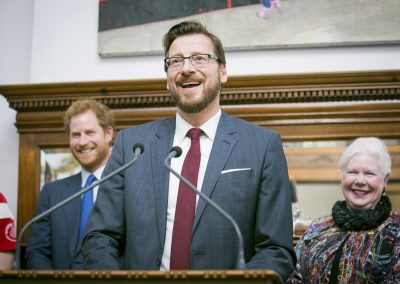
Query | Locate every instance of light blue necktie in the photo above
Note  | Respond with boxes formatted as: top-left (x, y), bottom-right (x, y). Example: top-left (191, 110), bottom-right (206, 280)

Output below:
top-left (78, 174), bottom-right (96, 240)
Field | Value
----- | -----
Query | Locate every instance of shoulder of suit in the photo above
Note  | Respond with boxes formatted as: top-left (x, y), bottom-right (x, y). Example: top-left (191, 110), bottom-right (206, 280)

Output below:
top-left (121, 117), bottom-right (174, 134)
top-left (227, 115), bottom-right (278, 137)
top-left (118, 117), bottom-right (175, 142)
top-left (42, 172), bottom-right (81, 190)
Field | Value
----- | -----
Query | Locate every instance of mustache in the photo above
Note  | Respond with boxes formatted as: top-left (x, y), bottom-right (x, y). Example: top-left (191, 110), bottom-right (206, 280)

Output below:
top-left (176, 75), bottom-right (202, 84)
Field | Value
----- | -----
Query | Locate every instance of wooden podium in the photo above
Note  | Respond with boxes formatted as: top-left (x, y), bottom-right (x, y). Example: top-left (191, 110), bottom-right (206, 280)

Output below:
top-left (0, 270), bottom-right (282, 283)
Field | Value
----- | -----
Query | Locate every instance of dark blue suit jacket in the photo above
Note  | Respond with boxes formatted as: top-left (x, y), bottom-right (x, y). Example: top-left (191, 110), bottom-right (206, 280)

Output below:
top-left (83, 111), bottom-right (295, 279)
top-left (26, 173), bottom-right (85, 269)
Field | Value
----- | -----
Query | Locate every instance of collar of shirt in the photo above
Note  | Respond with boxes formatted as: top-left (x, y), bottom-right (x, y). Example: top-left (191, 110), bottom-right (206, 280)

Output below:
top-left (81, 165), bottom-right (106, 201)
top-left (80, 165), bottom-right (105, 188)
top-left (175, 108), bottom-right (221, 142)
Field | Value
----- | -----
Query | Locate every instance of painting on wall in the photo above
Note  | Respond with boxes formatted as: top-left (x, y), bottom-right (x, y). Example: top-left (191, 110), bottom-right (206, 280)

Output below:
top-left (98, 0), bottom-right (400, 57)
top-left (40, 149), bottom-right (80, 190)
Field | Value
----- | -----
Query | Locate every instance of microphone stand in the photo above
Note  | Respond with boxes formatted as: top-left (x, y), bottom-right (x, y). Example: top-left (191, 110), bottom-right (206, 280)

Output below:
top-left (13, 144), bottom-right (144, 270)
top-left (164, 147), bottom-right (246, 269)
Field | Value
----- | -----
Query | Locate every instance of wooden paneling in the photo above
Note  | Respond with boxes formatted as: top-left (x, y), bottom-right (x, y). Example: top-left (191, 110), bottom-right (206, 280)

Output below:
top-left (0, 269), bottom-right (283, 284)
top-left (1, 70), bottom-right (400, 238)
top-left (285, 145), bottom-right (400, 182)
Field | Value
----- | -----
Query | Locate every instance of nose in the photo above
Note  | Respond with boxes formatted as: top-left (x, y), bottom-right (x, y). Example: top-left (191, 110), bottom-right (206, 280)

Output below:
top-left (355, 174), bottom-right (367, 185)
top-left (78, 134), bottom-right (88, 146)
top-left (180, 58), bottom-right (195, 74)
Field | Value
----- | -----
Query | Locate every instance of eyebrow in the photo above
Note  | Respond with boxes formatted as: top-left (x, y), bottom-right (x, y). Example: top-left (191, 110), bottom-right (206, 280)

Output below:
top-left (168, 51), bottom-right (212, 57)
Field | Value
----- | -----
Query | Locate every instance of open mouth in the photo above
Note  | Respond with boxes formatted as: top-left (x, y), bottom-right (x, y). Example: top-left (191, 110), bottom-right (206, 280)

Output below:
top-left (181, 81), bottom-right (201, 88)
top-left (78, 148), bottom-right (95, 155)
top-left (352, 189), bottom-right (368, 196)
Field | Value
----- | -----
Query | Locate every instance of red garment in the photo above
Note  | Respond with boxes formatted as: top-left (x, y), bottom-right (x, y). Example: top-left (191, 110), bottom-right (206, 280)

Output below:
top-left (170, 128), bottom-right (203, 269)
top-left (0, 193), bottom-right (16, 252)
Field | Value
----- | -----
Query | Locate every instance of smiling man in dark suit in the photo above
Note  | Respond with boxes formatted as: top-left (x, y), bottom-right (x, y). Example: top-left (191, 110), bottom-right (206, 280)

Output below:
top-left (25, 99), bottom-right (115, 269)
top-left (83, 21), bottom-right (295, 280)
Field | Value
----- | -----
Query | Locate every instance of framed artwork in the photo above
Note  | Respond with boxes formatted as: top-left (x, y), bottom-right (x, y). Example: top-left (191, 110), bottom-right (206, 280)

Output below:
top-left (40, 148), bottom-right (80, 190)
top-left (98, 0), bottom-right (400, 57)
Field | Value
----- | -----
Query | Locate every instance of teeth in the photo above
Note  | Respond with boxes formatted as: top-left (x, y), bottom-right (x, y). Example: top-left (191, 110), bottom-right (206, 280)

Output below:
top-left (182, 82), bottom-right (200, 88)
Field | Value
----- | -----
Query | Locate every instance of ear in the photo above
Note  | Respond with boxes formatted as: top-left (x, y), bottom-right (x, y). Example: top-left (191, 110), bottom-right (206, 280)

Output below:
top-left (219, 64), bottom-right (228, 84)
top-left (382, 174), bottom-right (390, 194)
top-left (104, 126), bottom-right (114, 145)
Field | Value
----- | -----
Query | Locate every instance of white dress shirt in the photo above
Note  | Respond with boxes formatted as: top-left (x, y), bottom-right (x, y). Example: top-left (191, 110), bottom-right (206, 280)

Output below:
top-left (160, 109), bottom-right (221, 271)
top-left (80, 165), bottom-right (106, 202)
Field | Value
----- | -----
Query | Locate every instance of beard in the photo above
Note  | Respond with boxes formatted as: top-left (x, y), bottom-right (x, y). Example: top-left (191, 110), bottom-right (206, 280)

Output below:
top-left (71, 145), bottom-right (110, 173)
top-left (169, 76), bottom-right (222, 114)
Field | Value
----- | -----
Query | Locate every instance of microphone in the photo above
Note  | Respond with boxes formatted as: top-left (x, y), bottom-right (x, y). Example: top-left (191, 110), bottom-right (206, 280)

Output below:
top-left (13, 143), bottom-right (145, 270)
top-left (164, 146), bottom-right (246, 269)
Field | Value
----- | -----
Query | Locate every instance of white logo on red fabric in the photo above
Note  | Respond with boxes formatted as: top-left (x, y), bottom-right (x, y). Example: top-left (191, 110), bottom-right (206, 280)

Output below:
top-left (5, 223), bottom-right (16, 242)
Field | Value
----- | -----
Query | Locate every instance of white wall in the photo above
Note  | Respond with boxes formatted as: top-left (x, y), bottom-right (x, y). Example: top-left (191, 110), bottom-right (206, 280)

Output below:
top-left (0, 0), bottom-right (34, 220)
top-left (29, 0), bottom-right (400, 83)
top-left (0, 0), bottom-right (400, 219)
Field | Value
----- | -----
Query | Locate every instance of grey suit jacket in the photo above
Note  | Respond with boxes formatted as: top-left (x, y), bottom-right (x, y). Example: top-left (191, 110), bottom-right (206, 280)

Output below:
top-left (26, 173), bottom-right (85, 269)
top-left (83, 111), bottom-right (295, 279)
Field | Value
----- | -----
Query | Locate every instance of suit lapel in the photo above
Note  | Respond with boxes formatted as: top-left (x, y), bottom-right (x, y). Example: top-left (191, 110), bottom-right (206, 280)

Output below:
top-left (151, 118), bottom-right (175, 249)
top-left (61, 173), bottom-right (82, 258)
top-left (193, 112), bottom-right (238, 231)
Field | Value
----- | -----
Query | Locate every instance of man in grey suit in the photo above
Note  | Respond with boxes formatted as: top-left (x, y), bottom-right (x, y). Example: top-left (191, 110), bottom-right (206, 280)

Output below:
top-left (82, 21), bottom-right (295, 280)
top-left (25, 100), bottom-right (115, 269)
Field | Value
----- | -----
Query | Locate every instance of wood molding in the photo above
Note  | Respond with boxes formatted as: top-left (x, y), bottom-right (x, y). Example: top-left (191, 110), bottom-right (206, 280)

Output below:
top-left (1, 70), bottom-right (400, 235)
top-left (1, 70), bottom-right (399, 140)
top-left (1, 70), bottom-right (399, 113)
top-left (0, 269), bottom-right (283, 283)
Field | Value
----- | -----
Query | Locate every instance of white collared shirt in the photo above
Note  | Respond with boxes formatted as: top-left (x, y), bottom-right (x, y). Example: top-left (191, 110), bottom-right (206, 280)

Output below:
top-left (80, 165), bottom-right (106, 202)
top-left (160, 109), bottom-right (222, 271)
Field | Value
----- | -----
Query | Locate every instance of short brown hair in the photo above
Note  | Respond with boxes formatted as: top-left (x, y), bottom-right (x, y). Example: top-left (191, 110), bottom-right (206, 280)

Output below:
top-left (64, 99), bottom-right (115, 136)
top-left (162, 21), bottom-right (226, 72)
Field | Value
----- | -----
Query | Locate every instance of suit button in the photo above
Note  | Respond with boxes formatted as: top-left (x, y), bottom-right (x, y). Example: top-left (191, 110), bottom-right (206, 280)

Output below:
top-left (156, 258), bottom-right (161, 266)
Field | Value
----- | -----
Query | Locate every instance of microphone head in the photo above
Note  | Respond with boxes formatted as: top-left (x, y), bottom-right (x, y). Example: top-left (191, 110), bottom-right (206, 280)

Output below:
top-left (170, 146), bottom-right (182, 158)
top-left (133, 143), bottom-right (145, 155)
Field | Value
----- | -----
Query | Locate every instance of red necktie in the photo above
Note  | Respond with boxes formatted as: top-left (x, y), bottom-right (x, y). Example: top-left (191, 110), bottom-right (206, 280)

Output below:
top-left (170, 128), bottom-right (203, 270)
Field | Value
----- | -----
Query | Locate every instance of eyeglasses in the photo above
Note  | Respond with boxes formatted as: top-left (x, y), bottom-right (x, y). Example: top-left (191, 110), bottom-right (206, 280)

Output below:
top-left (164, 54), bottom-right (220, 70)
